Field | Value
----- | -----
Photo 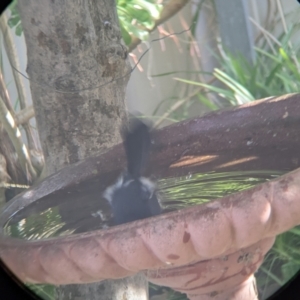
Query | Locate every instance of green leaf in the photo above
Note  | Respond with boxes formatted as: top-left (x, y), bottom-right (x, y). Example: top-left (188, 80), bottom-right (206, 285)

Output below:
top-left (151, 70), bottom-right (211, 78)
top-left (225, 54), bottom-right (248, 85)
top-left (265, 62), bottom-right (282, 86)
top-left (120, 23), bottom-right (131, 45)
top-left (249, 62), bottom-right (258, 93)
top-left (8, 0), bottom-right (18, 12)
top-left (196, 93), bottom-right (218, 110)
top-left (282, 261), bottom-right (300, 281)
top-left (279, 48), bottom-right (300, 82)
top-left (123, 22), bottom-right (149, 40)
top-left (15, 23), bottom-right (23, 36)
top-left (134, 0), bottom-right (162, 19)
top-left (7, 16), bottom-right (20, 28)
top-left (27, 284), bottom-right (55, 300)
top-left (117, 0), bottom-right (162, 41)
top-left (255, 47), bottom-right (282, 63)
top-left (190, 0), bottom-right (205, 36)
top-left (213, 68), bottom-right (255, 103)
top-left (175, 77), bottom-right (236, 104)
top-left (289, 227), bottom-right (300, 237)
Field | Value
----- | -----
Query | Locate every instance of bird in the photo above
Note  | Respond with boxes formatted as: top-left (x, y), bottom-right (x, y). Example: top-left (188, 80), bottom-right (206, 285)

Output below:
top-left (103, 117), bottom-right (161, 225)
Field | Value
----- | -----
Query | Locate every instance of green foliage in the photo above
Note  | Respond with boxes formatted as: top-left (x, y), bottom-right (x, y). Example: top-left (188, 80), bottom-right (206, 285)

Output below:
top-left (159, 171), bottom-right (282, 210)
top-left (7, 0), bottom-right (162, 45)
top-left (149, 283), bottom-right (188, 300)
top-left (256, 227), bottom-right (300, 298)
top-left (176, 40), bottom-right (300, 109)
top-left (27, 284), bottom-right (55, 300)
top-left (4, 207), bottom-right (67, 240)
top-left (7, 0), bottom-right (23, 36)
top-left (117, 0), bottom-right (162, 45)
top-left (221, 46), bottom-right (300, 100)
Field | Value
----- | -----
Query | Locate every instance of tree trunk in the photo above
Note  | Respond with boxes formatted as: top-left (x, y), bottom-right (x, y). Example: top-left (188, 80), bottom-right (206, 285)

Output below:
top-left (18, 0), bottom-right (130, 176)
top-left (18, 0), bottom-right (148, 299)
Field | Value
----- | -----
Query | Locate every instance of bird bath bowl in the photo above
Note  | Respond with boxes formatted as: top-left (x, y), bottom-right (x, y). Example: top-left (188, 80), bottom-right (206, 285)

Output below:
top-left (1, 93), bottom-right (300, 300)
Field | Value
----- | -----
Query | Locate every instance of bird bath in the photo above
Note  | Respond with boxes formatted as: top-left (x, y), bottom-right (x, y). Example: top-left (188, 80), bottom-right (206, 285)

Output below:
top-left (0, 93), bottom-right (300, 299)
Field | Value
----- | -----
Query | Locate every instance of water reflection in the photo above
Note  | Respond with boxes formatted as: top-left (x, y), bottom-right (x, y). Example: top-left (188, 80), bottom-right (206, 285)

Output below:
top-left (160, 170), bottom-right (282, 211)
top-left (4, 170), bottom-right (283, 240)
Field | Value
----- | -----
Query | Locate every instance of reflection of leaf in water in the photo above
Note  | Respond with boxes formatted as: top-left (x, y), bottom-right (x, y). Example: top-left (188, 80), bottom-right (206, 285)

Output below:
top-left (4, 170), bottom-right (284, 241)
top-left (158, 170), bottom-right (283, 210)
top-left (5, 207), bottom-right (67, 240)
top-left (27, 284), bottom-right (55, 300)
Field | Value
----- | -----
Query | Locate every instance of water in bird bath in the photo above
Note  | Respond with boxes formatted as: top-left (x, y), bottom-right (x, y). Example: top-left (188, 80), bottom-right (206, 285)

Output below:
top-left (3, 170), bottom-right (283, 240)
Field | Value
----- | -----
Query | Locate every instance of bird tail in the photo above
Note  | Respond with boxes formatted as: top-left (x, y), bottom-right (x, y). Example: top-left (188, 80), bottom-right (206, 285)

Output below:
top-left (122, 117), bottom-right (151, 178)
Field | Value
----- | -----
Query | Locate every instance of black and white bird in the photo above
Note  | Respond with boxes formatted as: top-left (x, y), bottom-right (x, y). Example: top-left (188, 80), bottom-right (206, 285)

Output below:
top-left (103, 118), bottom-right (161, 225)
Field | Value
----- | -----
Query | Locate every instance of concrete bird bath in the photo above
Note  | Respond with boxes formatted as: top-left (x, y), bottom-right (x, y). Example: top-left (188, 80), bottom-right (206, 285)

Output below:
top-left (0, 93), bottom-right (300, 299)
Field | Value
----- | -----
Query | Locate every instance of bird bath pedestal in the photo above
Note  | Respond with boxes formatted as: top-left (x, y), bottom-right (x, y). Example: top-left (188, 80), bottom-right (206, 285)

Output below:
top-left (0, 94), bottom-right (300, 300)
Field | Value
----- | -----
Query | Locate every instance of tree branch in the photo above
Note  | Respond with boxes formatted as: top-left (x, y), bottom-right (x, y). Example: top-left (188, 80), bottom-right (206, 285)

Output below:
top-left (0, 94), bottom-right (37, 181)
top-left (0, 13), bottom-right (36, 150)
top-left (15, 105), bottom-right (35, 125)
